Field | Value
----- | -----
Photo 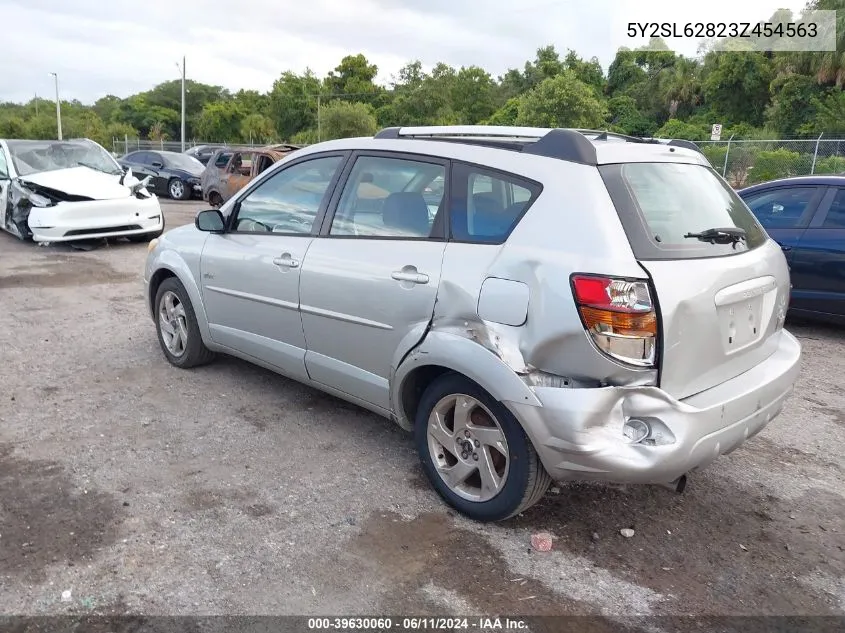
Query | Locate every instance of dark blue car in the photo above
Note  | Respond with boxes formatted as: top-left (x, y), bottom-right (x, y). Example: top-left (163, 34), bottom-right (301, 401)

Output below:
top-left (738, 176), bottom-right (845, 324)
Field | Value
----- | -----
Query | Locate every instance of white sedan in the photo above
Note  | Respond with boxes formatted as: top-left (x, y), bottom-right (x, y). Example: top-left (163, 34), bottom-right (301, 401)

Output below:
top-left (0, 138), bottom-right (163, 243)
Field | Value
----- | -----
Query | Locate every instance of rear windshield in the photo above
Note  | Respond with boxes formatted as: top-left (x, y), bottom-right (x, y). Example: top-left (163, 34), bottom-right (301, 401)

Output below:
top-left (599, 162), bottom-right (768, 260)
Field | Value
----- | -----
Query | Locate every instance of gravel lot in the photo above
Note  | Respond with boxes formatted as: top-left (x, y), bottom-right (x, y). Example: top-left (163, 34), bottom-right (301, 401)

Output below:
top-left (1, 199), bottom-right (843, 623)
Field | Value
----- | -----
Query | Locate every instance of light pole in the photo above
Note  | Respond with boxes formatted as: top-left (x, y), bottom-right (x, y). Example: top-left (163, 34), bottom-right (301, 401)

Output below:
top-left (175, 57), bottom-right (186, 151)
top-left (49, 72), bottom-right (62, 140)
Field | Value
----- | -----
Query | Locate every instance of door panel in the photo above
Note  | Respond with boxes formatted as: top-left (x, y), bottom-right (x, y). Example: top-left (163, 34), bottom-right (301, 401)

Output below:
top-left (201, 234), bottom-right (313, 381)
top-left (300, 153), bottom-right (448, 410)
top-left (300, 241), bottom-right (446, 409)
top-left (788, 187), bottom-right (845, 317)
top-left (199, 153), bottom-right (348, 380)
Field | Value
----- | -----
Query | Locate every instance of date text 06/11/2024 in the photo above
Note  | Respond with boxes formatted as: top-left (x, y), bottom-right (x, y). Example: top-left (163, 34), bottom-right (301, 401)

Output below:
top-left (306, 617), bottom-right (529, 630)
top-left (627, 21), bottom-right (819, 39)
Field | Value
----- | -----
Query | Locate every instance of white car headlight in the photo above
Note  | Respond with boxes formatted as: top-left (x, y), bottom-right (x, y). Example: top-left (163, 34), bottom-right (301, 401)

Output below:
top-left (11, 179), bottom-right (54, 208)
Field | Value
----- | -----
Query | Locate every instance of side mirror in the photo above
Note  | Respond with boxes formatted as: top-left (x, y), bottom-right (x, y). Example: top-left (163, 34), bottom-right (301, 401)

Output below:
top-left (195, 209), bottom-right (226, 233)
top-left (151, 161), bottom-right (163, 169)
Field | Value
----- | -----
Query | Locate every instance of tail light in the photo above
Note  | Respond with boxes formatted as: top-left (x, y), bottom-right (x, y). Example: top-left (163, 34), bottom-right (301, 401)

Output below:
top-left (571, 274), bottom-right (657, 367)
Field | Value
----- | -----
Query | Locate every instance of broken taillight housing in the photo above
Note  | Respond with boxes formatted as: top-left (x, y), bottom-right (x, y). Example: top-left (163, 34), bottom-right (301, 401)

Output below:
top-left (571, 274), bottom-right (657, 367)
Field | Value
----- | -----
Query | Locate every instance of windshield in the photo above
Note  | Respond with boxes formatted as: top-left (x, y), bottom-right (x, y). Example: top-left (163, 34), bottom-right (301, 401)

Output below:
top-left (599, 162), bottom-right (768, 260)
top-left (7, 139), bottom-right (123, 176)
top-left (165, 153), bottom-right (204, 172)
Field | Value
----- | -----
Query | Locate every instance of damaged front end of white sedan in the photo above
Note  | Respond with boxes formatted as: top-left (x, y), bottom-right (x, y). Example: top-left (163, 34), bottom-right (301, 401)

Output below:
top-left (0, 138), bottom-right (164, 244)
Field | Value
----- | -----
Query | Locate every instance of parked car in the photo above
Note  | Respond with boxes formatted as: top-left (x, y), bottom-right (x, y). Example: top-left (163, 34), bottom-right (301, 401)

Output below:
top-left (0, 137), bottom-right (163, 243)
top-left (185, 144), bottom-right (228, 166)
top-left (201, 144), bottom-right (300, 207)
top-left (144, 126), bottom-right (801, 522)
top-left (118, 150), bottom-right (204, 200)
top-left (738, 175), bottom-right (845, 324)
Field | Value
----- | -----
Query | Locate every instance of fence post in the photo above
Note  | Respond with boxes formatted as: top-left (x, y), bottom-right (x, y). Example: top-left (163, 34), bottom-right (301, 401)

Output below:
top-left (811, 132), bottom-right (823, 174)
top-left (722, 134), bottom-right (735, 177)
top-left (124, 134), bottom-right (129, 155)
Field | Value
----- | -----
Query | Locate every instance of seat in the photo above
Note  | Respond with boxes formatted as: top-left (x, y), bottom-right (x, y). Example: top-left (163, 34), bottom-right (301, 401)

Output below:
top-left (381, 192), bottom-right (431, 237)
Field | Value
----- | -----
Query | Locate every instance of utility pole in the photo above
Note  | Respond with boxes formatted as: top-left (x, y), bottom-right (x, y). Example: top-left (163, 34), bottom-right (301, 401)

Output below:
top-left (176, 57), bottom-right (186, 152)
top-left (317, 93), bottom-right (321, 142)
top-left (49, 72), bottom-right (62, 140)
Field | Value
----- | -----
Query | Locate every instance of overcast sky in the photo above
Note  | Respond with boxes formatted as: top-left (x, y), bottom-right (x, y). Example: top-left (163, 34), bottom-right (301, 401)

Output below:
top-left (1, 0), bottom-right (808, 105)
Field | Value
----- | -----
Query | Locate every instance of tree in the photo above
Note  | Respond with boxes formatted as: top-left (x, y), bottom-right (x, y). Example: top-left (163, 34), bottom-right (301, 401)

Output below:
top-left (701, 52), bottom-right (774, 126)
top-left (450, 66), bottom-right (497, 123)
top-left (515, 71), bottom-right (608, 128)
top-left (802, 90), bottom-right (845, 135)
top-left (564, 50), bottom-right (606, 95)
top-left (325, 54), bottom-right (380, 98)
top-left (268, 70), bottom-right (322, 141)
top-left (607, 48), bottom-right (647, 96)
top-left (0, 115), bottom-right (27, 137)
top-left (607, 96), bottom-right (655, 136)
top-left (194, 101), bottom-right (244, 142)
top-left (765, 74), bottom-right (822, 136)
top-left (240, 113), bottom-right (277, 143)
top-left (318, 101), bottom-right (378, 140)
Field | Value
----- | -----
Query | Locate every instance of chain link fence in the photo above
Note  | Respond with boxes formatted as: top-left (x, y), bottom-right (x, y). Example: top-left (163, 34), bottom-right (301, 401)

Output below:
top-left (694, 138), bottom-right (845, 188)
top-left (111, 138), bottom-right (271, 155)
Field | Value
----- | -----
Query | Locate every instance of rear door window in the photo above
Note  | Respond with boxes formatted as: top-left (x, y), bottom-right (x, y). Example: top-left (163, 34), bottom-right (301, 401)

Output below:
top-left (743, 187), bottom-right (818, 229)
top-left (449, 163), bottom-right (542, 244)
top-left (821, 188), bottom-right (845, 228)
top-left (600, 162), bottom-right (768, 260)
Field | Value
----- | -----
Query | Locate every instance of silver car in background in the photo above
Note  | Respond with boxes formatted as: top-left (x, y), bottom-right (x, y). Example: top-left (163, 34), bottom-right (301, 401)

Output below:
top-left (143, 126), bottom-right (801, 522)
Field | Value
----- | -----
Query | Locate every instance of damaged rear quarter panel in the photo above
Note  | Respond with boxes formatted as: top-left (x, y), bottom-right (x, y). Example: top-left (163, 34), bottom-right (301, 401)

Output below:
top-left (392, 167), bottom-right (658, 428)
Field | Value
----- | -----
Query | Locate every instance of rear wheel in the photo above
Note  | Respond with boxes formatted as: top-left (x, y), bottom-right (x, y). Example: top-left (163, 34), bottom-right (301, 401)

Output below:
top-left (208, 191), bottom-right (224, 208)
top-left (154, 277), bottom-right (215, 368)
top-left (415, 373), bottom-right (551, 522)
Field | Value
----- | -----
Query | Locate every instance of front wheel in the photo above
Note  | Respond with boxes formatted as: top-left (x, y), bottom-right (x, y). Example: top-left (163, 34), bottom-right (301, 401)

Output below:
top-left (168, 178), bottom-right (191, 200)
top-left (415, 373), bottom-right (551, 522)
top-left (154, 277), bottom-right (215, 368)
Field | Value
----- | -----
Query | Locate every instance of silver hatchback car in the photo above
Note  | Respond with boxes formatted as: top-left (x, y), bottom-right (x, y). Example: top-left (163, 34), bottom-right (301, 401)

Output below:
top-left (144, 126), bottom-right (802, 522)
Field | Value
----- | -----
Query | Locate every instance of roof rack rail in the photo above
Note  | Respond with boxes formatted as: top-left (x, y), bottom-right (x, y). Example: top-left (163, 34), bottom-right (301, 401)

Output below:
top-left (373, 125), bottom-right (597, 165)
top-left (371, 125), bottom-right (703, 164)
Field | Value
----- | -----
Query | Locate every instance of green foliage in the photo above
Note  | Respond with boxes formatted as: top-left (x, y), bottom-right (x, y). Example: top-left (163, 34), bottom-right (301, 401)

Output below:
top-left (765, 74), bottom-right (821, 137)
top-left (318, 101), bottom-right (378, 140)
top-left (814, 154), bottom-right (845, 174)
top-left (701, 52), bottom-right (774, 126)
top-left (655, 119), bottom-right (708, 141)
top-left (802, 90), bottom-right (845, 135)
top-left (607, 96), bottom-right (656, 136)
top-left (515, 71), bottom-right (608, 128)
top-left (751, 148), bottom-right (804, 181)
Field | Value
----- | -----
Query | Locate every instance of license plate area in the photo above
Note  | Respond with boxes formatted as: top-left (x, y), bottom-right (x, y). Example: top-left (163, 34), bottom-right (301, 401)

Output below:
top-left (717, 295), bottom-right (764, 352)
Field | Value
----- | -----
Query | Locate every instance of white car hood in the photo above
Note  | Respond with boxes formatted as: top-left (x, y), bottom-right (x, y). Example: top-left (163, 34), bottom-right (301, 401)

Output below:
top-left (20, 166), bottom-right (136, 200)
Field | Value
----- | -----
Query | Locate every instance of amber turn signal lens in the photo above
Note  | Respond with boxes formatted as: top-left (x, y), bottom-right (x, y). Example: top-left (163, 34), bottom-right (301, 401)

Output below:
top-left (579, 306), bottom-right (657, 337)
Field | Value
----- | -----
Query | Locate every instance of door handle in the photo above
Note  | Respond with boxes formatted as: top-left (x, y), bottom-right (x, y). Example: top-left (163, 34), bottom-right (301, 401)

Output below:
top-left (391, 270), bottom-right (429, 284)
top-left (272, 253), bottom-right (300, 268)
top-left (779, 243), bottom-right (792, 252)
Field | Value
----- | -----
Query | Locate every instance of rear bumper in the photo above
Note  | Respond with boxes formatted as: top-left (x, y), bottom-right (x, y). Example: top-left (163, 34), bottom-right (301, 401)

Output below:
top-left (508, 329), bottom-right (802, 484)
top-left (28, 196), bottom-right (163, 242)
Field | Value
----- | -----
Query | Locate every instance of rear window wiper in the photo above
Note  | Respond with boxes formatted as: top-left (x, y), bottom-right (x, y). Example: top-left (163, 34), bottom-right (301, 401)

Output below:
top-left (683, 227), bottom-right (747, 246)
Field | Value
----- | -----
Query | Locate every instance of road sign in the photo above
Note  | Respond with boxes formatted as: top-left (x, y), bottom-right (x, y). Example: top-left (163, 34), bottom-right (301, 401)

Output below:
top-left (711, 124), bottom-right (722, 141)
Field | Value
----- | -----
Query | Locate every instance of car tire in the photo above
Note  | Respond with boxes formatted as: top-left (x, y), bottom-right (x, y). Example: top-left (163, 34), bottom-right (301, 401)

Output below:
top-left (414, 372), bottom-right (551, 522)
top-left (153, 277), bottom-right (215, 369)
top-left (168, 178), bottom-right (191, 201)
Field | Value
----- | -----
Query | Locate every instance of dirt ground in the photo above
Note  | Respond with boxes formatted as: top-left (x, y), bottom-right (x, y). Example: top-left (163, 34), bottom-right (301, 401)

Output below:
top-left (0, 200), bottom-right (843, 624)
